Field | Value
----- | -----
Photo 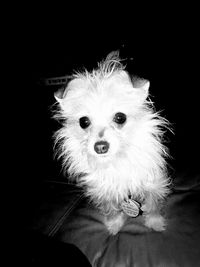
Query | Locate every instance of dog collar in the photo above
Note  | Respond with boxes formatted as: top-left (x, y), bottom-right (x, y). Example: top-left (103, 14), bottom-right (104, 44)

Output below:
top-left (121, 198), bottom-right (142, 217)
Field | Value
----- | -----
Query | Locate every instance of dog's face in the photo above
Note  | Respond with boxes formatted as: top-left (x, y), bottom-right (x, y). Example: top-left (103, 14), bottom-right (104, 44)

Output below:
top-left (55, 70), bottom-right (149, 173)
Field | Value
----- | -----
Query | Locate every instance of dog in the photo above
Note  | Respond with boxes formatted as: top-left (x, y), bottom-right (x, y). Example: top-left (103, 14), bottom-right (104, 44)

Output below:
top-left (53, 51), bottom-right (171, 235)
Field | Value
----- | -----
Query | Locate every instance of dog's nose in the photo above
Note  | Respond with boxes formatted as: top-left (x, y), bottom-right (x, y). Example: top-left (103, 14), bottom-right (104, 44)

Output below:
top-left (94, 141), bottom-right (109, 154)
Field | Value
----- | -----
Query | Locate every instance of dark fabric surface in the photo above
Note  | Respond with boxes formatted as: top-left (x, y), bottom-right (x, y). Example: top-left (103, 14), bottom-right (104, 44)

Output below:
top-left (23, 182), bottom-right (91, 266)
top-left (20, 231), bottom-right (92, 266)
top-left (26, 181), bottom-right (84, 236)
top-left (28, 171), bottom-right (200, 267)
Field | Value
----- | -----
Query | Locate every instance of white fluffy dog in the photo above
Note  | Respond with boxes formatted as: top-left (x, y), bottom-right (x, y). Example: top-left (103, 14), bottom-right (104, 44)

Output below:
top-left (53, 51), bottom-right (171, 235)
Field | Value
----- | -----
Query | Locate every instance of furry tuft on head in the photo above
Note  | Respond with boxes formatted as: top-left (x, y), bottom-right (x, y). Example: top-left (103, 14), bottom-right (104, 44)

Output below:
top-left (97, 50), bottom-right (125, 77)
top-left (53, 51), bottom-right (171, 214)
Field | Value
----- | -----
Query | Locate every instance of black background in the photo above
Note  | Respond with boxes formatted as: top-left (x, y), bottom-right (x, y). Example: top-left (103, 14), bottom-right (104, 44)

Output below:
top-left (14, 6), bottom-right (199, 185)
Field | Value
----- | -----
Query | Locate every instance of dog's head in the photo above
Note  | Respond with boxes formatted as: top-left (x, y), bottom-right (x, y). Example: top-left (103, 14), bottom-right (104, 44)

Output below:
top-left (53, 52), bottom-right (166, 177)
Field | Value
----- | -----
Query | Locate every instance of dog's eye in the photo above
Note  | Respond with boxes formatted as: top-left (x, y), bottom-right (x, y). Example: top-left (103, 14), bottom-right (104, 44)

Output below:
top-left (79, 116), bottom-right (91, 129)
top-left (113, 112), bottom-right (127, 125)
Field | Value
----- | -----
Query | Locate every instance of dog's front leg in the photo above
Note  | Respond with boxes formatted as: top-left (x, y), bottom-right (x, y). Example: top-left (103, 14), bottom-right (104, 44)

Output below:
top-left (141, 191), bottom-right (166, 232)
top-left (104, 212), bottom-right (127, 235)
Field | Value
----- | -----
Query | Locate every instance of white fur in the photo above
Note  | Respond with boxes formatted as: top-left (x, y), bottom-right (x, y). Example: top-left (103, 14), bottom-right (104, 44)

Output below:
top-left (53, 51), bottom-right (171, 234)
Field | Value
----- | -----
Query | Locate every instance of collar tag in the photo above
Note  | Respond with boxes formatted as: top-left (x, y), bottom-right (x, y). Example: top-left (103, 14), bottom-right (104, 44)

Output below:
top-left (121, 199), bottom-right (140, 217)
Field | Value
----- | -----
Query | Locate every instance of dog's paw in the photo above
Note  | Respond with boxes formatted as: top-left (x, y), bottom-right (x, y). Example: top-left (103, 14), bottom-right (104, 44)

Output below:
top-left (144, 214), bottom-right (166, 232)
top-left (104, 213), bottom-right (125, 235)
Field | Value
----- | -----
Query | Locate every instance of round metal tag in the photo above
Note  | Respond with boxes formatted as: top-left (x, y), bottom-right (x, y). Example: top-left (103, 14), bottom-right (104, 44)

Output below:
top-left (121, 199), bottom-right (140, 217)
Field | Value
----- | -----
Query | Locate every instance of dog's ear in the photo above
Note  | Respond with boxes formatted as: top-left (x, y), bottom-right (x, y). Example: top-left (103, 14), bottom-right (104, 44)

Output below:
top-left (132, 77), bottom-right (150, 102)
top-left (54, 87), bottom-right (68, 104)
